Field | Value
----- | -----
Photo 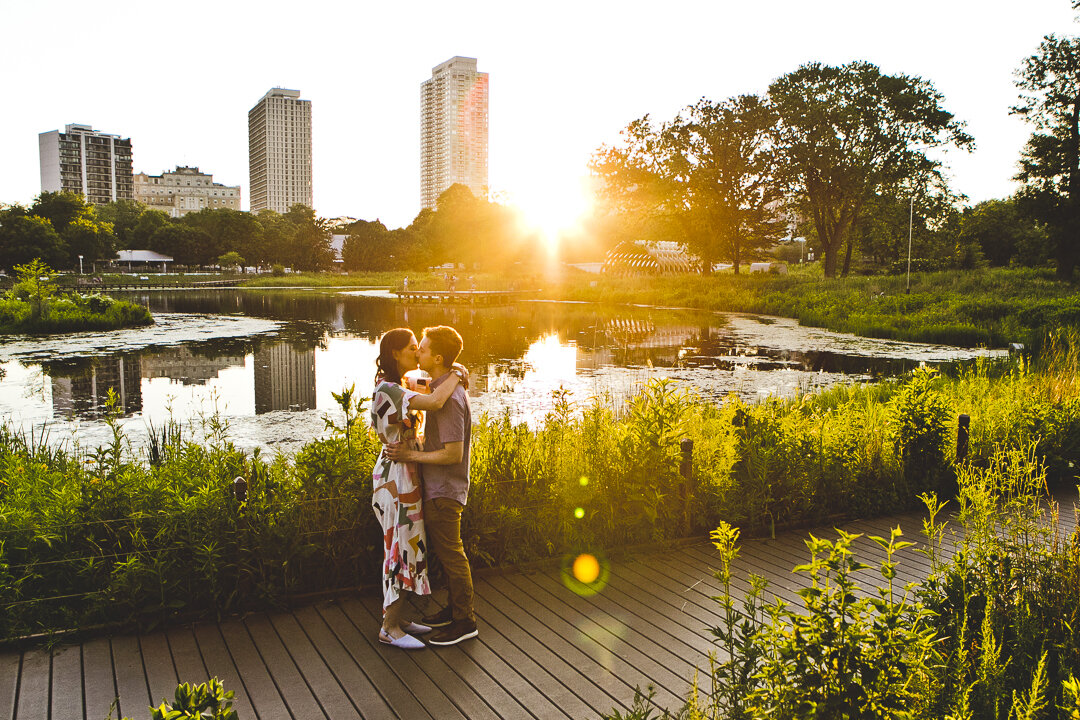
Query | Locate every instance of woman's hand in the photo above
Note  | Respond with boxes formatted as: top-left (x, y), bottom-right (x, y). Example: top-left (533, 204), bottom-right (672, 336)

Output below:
top-left (452, 362), bottom-right (470, 391)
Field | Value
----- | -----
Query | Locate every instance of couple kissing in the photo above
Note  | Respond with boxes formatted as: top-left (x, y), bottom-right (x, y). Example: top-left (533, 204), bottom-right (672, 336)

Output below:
top-left (369, 325), bottom-right (476, 650)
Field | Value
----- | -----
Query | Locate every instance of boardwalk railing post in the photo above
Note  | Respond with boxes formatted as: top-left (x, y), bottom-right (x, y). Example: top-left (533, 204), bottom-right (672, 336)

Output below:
top-left (957, 414), bottom-right (970, 463)
top-left (680, 438), bottom-right (694, 535)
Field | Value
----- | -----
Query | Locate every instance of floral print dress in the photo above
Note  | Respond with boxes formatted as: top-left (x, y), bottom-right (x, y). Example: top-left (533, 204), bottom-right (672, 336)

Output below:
top-left (371, 380), bottom-right (431, 609)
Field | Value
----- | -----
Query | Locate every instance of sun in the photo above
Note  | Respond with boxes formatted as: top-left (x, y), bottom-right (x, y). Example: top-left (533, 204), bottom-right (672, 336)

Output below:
top-left (508, 173), bottom-right (593, 254)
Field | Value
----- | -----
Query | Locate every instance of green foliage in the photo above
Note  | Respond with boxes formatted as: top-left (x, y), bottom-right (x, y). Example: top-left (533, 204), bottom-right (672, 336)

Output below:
top-left (6, 351), bottom-right (1080, 639)
top-left (150, 678), bottom-right (237, 720)
top-left (592, 95), bottom-right (785, 273)
top-left (1014, 35), bottom-right (1080, 279)
top-left (0, 259), bottom-right (152, 334)
top-left (769, 61), bottom-right (973, 278)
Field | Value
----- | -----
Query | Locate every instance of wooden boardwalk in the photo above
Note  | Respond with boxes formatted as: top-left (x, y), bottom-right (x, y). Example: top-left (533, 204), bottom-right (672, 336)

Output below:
top-left (3, 498), bottom-right (1077, 720)
top-left (395, 289), bottom-right (536, 305)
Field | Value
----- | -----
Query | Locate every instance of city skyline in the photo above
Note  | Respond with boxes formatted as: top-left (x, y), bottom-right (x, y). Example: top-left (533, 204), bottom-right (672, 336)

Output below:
top-left (2, 1), bottom-right (1078, 233)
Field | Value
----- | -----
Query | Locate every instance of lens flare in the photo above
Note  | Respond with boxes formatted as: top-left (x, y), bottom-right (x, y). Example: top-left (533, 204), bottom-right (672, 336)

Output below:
top-left (579, 476), bottom-right (589, 487)
top-left (573, 553), bottom-right (600, 583)
top-left (561, 550), bottom-right (610, 596)
top-left (574, 507), bottom-right (585, 519)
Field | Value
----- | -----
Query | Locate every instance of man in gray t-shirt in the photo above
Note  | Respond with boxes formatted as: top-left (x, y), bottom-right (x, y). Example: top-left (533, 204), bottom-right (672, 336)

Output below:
top-left (385, 325), bottom-right (477, 646)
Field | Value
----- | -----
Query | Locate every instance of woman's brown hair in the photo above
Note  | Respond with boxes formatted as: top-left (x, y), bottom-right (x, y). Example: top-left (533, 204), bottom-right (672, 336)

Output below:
top-left (375, 328), bottom-right (415, 386)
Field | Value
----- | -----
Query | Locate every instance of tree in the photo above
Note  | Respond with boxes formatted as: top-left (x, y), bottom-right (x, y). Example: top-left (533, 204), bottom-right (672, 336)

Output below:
top-left (768, 62), bottom-right (972, 278)
top-left (64, 216), bottom-right (116, 268)
top-left (1013, 35), bottom-right (1080, 278)
top-left (958, 198), bottom-right (1049, 267)
top-left (30, 192), bottom-right (92, 232)
top-left (217, 251), bottom-right (245, 271)
top-left (592, 95), bottom-right (785, 273)
top-left (283, 204), bottom-right (334, 271)
top-left (0, 207), bottom-right (67, 272)
top-left (149, 224), bottom-right (211, 266)
top-left (96, 200), bottom-right (148, 249)
top-left (131, 209), bottom-right (171, 248)
top-left (342, 219), bottom-right (390, 270)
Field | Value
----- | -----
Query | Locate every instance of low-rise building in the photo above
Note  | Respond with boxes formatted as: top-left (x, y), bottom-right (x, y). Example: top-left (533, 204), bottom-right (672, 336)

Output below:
top-left (134, 166), bottom-right (240, 217)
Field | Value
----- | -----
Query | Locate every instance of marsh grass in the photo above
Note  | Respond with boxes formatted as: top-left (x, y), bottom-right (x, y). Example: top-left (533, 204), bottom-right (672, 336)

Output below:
top-left (543, 266), bottom-right (1080, 349)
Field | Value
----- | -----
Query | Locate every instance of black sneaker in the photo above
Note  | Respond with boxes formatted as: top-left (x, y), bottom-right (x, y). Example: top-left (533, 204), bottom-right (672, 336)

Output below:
top-left (420, 606), bottom-right (454, 628)
top-left (428, 619), bottom-right (478, 646)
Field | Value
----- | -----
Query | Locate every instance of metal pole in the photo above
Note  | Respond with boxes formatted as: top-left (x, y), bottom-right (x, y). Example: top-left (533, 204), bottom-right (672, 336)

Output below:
top-left (906, 196), bottom-right (913, 293)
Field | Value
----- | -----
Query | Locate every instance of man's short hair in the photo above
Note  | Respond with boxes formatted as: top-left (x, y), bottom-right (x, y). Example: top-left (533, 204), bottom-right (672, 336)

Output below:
top-left (423, 325), bottom-right (463, 367)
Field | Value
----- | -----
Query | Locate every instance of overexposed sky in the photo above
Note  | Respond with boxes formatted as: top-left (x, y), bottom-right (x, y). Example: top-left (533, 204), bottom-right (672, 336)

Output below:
top-left (1, 0), bottom-right (1075, 231)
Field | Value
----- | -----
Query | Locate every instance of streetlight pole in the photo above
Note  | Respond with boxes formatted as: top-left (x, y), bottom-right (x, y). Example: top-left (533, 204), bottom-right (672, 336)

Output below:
top-left (906, 196), bottom-right (913, 294)
top-left (78, 255), bottom-right (84, 275)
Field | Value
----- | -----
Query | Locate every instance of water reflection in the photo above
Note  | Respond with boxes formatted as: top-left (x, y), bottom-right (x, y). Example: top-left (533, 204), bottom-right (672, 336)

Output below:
top-left (0, 290), bottom-right (1007, 452)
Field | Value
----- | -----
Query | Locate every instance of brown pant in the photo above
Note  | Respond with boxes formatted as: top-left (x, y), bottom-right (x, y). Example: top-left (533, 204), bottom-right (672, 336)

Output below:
top-left (425, 497), bottom-right (475, 623)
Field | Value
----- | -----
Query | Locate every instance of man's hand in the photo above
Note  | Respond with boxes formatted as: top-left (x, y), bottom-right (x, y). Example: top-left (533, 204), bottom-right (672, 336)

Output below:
top-left (384, 442), bottom-right (418, 463)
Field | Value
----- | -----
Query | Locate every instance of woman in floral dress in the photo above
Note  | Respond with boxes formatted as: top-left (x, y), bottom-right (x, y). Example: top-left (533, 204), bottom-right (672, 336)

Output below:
top-left (371, 328), bottom-right (463, 649)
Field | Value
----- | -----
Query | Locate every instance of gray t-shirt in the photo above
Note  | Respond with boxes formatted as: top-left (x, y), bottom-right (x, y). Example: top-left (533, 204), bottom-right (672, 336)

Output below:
top-left (421, 372), bottom-right (471, 505)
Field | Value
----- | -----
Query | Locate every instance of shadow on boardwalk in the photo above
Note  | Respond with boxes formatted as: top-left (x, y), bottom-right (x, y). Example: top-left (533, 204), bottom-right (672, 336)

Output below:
top-left (3, 496), bottom-right (1077, 720)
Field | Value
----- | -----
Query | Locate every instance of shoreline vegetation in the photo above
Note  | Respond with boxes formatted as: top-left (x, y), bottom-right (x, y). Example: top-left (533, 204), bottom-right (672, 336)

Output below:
top-left (3, 333), bottom-right (1080, 643)
top-left (0, 260), bottom-right (152, 335)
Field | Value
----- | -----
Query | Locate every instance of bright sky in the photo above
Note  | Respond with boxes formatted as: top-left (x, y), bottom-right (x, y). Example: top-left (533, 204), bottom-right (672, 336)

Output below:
top-left (1, 1), bottom-right (1076, 231)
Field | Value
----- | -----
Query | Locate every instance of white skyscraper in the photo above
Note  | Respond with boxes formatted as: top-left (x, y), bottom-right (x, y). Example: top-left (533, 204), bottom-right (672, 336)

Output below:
top-left (420, 56), bottom-right (489, 210)
top-left (248, 88), bottom-right (312, 213)
top-left (39, 124), bottom-right (134, 204)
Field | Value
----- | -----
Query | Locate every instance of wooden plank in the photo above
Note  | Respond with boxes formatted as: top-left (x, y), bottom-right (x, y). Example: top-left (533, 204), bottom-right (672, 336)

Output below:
top-left (292, 604), bottom-right (398, 720)
top-left (356, 594), bottom-right (543, 720)
top-left (334, 597), bottom-right (469, 720)
top-left (218, 618), bottom-right (293, 720)
top-left (0, 650), bottom-right (19, 720)
top-left (267, 611), bottom-right (361, 720)
top-left (313, 602), bottom-right (434, 720)
top-left (166, 626), bottom-right (209, 686)
top-left (485, 573), bottom-right (684, 711)
top-left (191, 623), bottom-right (259, 720)
top-left (244, 612), bottom-right (327, 719)
top-left (110, 634), bottom-right (151, 720)
top-left (82, 636), bottom-right (119, 720)
top-left (578, 561), bottom-right (719, 659)
top-left (474, 578), bottom-right (629, 718)
top-left (50, 645), bottom-right (83, 720)
top-left (141, 632), bottom-right (178, 708)
top-left (14, 647), bottom-right (50, 720)
top-left (506, 571), bottom-right (698, 692)
top-left (524, 568), bottom-right (711, 671)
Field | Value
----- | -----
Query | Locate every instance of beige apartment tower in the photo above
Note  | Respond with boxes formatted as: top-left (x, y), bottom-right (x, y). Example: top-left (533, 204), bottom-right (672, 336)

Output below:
top-left (39, 124), bottom-right (134, 204)
top-left (420, 56), bottom-right (489, 210)
top-left (248, 88), bottom-right (312, 213)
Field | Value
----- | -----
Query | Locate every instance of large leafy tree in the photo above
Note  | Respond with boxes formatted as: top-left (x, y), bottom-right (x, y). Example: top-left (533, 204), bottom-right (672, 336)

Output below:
top-left (768, 62), bottom-right (972, 278)
top-left (283, 204), bottom-right (334, 271)
top-left (0, 206), bottom-right (67, 272)
top-left (342, 219), bottom-right (390, 271)
top-left (592, 95), bottom-right (785, 273)
top-left (29, 191), bottom-right (117, 269)
top-left (958, 197), bottom-right (1049, 268)
top-left (1013, 35), bottom-right (1080, 278)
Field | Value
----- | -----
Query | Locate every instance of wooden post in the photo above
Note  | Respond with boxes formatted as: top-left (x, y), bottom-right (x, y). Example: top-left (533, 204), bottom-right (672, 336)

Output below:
top-left (680, 438), bottom-right (693, 481)
top-left (957, 414), bottom-right (970, 463)
top-left (679, 438), bottom-right (694, 536)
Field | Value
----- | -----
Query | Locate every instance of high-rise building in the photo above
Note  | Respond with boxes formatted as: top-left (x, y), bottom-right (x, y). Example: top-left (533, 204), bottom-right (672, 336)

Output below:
top-left (39, 124), bottom-right (134, 204)
top-left (420, 56), bottom-right (489, 210)
top-left (248, 88), bottom-right (313, 214)
top-left (134, 166), bottom-right (241, 218)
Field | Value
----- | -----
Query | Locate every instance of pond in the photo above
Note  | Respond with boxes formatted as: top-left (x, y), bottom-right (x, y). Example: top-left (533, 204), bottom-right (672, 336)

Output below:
top-left (0, 289), bottom-right (1006, 453)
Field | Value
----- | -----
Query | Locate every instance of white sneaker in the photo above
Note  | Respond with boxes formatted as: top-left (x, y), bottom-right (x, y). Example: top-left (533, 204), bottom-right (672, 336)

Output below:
top-left (379, 629), bottom-right (425, 650)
